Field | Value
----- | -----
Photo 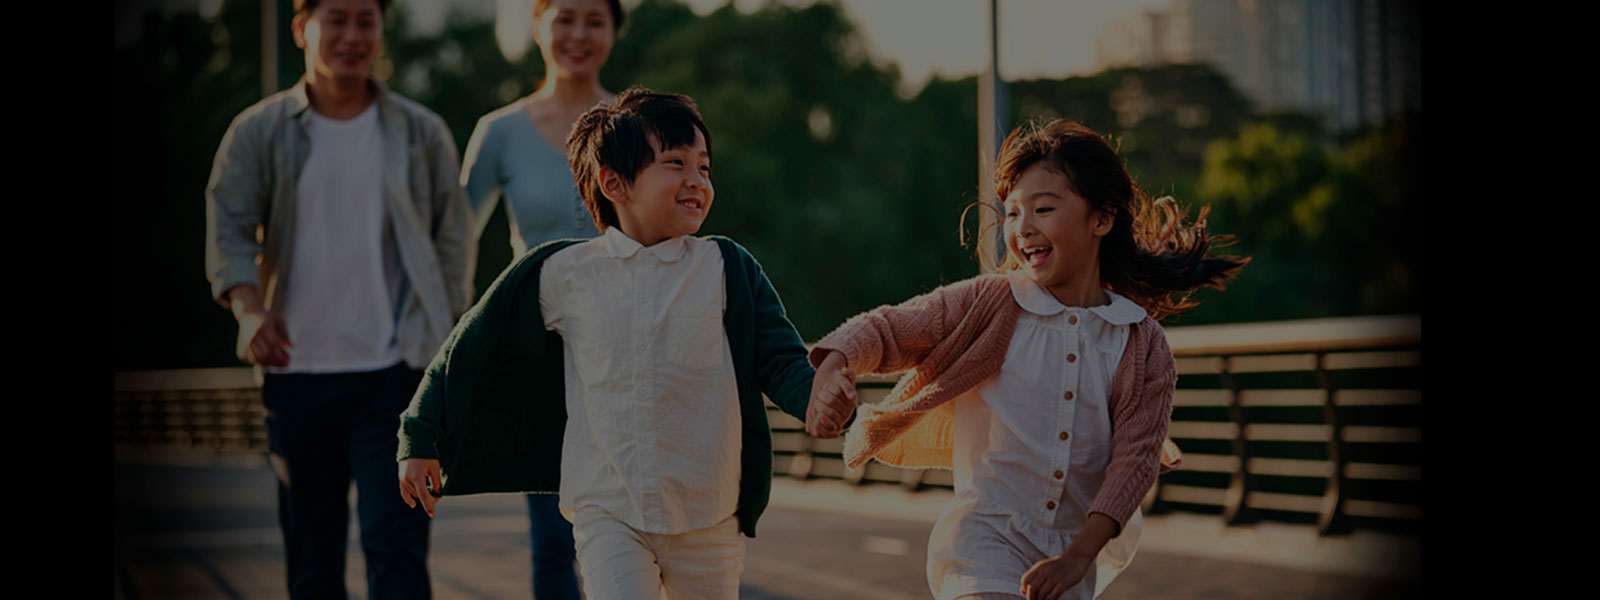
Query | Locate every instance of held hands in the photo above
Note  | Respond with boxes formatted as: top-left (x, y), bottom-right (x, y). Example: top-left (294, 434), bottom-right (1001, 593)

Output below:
top-left (398, 458), bottom-right (444, 518)
top-left (806, 350), bottom-right (857, 438)
top-left (1020, 552), bottom-right (1094, 600)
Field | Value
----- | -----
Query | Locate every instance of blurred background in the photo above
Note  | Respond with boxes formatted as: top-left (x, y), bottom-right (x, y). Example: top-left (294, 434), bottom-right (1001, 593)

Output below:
top-left (114, 0), bottom-right (1420, 598)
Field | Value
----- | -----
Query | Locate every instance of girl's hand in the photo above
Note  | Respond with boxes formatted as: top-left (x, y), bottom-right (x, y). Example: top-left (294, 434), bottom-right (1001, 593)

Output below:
top-left (1021, 552), bottom-right (1093, 600)
top-left (398, 458), bottom-right (444, 518)
top-left (807, 350), bottom-right (857, 438)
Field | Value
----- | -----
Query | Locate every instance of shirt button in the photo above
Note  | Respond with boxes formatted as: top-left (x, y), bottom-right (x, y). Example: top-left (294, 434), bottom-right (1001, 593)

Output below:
top-left (1047, 501), bottom-right (1057, 510)
top-left (1054, 470), bottom-right (1064, 479)
top-left (1059, 432), bottom-right (1069, 441)
top-left (1068, 315), bottom-right (1078, 325)
top-left (1067, 353), bottom-right (1077, 363)
top-left (1063, 391), bottom-right (1074, 401)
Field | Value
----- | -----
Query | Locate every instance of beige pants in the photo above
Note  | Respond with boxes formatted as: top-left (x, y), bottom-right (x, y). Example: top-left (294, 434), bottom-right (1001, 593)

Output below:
top-left (572, 508), bottom-right (745, 600)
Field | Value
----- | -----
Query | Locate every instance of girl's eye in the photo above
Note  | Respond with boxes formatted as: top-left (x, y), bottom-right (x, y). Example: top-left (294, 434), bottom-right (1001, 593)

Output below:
top-left (1036, 207), bottom-right (1054, 214)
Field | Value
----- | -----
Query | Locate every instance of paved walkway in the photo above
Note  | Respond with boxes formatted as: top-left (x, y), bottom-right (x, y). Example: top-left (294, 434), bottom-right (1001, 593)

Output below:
top-left (114, 450), bottom-right (1419, 599)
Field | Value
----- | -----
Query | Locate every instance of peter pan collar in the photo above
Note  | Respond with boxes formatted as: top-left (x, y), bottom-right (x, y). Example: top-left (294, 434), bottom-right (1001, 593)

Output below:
top-left (603, 226), bottom-right (689, 262)
top-left (1006, 269), bottom-right (1147, 324)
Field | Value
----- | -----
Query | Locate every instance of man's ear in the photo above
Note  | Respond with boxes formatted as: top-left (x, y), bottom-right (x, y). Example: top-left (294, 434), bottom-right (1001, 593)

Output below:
top-left (600, 166), bottom-right (629, 206)
top-left (292, 13), bottom-right (309, 50)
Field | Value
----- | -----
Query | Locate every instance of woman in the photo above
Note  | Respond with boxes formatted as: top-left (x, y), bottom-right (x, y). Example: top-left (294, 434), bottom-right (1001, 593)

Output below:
top-left (457, 1), bottom-right (624, 597)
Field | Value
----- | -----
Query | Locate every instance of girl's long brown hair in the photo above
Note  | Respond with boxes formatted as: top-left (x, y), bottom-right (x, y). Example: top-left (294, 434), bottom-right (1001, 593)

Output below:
top-left (988, 118), bottom-right (1248, 320)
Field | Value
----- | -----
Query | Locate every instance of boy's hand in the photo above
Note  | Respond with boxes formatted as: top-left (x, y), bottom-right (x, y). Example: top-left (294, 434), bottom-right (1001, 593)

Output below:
top-left (398, 458), bottom-right (444, 518)
top-left (1020, 552), bottom-right (1094, 600)
top-left (807, 350), bottom-right (857, 438)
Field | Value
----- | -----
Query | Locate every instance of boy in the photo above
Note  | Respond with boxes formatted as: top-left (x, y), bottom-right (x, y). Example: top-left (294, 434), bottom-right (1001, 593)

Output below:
top-left (204, 0), bottom-right (470, 597)
top-left (396, 87), bottom-right (856, 598)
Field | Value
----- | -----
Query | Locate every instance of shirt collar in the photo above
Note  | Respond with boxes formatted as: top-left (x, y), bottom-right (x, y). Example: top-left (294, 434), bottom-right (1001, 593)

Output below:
top-left (603, 226), bottom-right (689, 262)
top-left (1006, 269), bottom-right (1147, 324)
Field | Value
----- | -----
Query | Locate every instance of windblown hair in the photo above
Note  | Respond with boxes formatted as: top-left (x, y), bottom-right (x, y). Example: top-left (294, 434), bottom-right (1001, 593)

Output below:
top-left (566, 86), bottom-right (713, 231)
top-left (991, 118), bottom-right (1248, 319)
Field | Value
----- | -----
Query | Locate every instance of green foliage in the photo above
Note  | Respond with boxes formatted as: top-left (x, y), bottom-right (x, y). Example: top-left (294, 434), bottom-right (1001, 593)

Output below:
top-left (115, 3), bottom-right (270, 368)
top-left (114, 0), bottom-right (1418, 369)
top-left (1191, 115), bottom-right (1421, 322)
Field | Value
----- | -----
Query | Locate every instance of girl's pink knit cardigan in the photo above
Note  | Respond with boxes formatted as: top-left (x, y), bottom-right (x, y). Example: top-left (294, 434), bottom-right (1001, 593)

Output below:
top-left (809, 274), bottom-right (1179, 533)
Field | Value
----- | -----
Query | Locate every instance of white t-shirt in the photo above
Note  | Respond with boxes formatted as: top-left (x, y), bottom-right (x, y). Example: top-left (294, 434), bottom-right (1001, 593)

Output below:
top-left (276, 102), bottom-right (404, 374)
top-left (539, 227), bottom-right (743, 535)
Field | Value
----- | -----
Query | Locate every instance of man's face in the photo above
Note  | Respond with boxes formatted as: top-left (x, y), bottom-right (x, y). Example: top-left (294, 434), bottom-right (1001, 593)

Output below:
top-left (296, 0), bottom-right (383, 82)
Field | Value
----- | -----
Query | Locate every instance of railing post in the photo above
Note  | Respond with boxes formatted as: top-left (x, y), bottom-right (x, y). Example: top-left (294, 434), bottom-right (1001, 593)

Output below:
top-left (1221, 356), bottom-right (1257, 525)
top-left (1315, 352), bottom-right (1352, 535)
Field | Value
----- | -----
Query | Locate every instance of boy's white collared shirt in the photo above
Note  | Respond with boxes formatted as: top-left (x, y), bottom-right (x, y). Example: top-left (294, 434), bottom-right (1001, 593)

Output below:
top-left (539, 227), bottom-right (742, 535)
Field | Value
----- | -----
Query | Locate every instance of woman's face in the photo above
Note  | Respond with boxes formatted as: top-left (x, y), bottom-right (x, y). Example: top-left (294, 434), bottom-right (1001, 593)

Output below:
top-left (535, 0), bottom-right (616, 81)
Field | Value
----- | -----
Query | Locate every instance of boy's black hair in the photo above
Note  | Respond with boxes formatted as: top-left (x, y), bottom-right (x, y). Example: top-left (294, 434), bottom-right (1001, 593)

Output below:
top-left (295, 0), bottom-right (391, 16)
top-left (567, 86), bottom-right (713, 231)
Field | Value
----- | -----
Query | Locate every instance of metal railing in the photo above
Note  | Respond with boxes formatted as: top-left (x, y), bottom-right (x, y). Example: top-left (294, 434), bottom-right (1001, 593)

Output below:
top-left (114, 315), bottom-right (1421, 536)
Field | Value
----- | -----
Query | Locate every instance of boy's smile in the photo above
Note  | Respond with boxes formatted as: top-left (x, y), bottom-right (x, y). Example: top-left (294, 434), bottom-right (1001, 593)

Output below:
top-left (607, 129), bottom-right (714, 247)
top-left (1004, 164), bottom-right (1114, 306)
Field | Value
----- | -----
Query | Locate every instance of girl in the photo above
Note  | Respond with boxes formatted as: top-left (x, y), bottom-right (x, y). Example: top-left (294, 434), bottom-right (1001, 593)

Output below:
top-left (457, 1), bottom-right (625, 597)
top-left (807, 118), bottom-right (1246, 600)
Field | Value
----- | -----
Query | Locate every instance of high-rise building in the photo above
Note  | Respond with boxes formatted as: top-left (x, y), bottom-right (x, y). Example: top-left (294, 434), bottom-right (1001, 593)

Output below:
top-left (1108, 0), bottom-right (1419, 131)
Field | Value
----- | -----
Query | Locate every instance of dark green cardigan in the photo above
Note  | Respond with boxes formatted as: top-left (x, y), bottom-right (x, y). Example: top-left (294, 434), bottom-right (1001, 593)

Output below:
top-left (396, 235), bottom-right (814, 537)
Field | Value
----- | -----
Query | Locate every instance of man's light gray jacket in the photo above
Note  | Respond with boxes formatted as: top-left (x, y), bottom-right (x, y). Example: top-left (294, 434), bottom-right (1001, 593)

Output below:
top-left (205, 79), bottom-right (474, 368)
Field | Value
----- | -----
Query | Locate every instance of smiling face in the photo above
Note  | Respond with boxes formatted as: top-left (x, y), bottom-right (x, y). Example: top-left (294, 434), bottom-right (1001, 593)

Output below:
top-left (1004, 163), bottom-right (1115, 299)
top-left (535, 0), bottom-right (616, 81)
top-left (294, 0), bottom-right (382, 84)
top-left (604, 128), bottom-right (713, 246)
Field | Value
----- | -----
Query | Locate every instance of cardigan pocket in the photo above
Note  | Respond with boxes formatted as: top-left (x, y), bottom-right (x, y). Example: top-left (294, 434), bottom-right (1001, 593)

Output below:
top-left (667, 307), bottom-right (724, 371)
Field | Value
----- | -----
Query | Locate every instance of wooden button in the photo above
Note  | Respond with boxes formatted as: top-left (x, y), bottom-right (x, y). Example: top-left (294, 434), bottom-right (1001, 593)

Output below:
top-left (1068, 315), bottom-right (1078, 325)
top-left (1067, 353), bottom-right (1077, 363)
top-left (1063, 391), bottom-right (1074, 401)
top-left (1054, 470), bottom-right (1064, 479)
top-left (1059, 432), bottom-right (1069, 441)
top-left (1047, 501), bottom-right (1057, 510)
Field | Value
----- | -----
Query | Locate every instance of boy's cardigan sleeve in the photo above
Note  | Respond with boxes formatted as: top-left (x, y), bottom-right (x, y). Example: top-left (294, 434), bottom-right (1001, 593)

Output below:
top-left (1088, 320), bottom-right (1177, 536)
top-left (722, 238), bottom-right (814, 422)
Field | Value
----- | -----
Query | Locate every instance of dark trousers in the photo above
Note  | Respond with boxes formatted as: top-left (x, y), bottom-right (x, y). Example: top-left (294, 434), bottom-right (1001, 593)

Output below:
top-left (264, 363), bottom-right (431, 600)
top-left (525, 494), bottom-right (579, 599)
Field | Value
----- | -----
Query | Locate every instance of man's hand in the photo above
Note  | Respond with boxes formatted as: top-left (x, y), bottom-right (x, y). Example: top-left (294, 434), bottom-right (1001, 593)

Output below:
top-left (398, 458), bottom-right (444, 518)
top-left (229, 285), bottom-right (291, 367)
top-left (807, 350), bottom-right (857, 438)
top-left (1020, 551), bottom-right (1094, 600)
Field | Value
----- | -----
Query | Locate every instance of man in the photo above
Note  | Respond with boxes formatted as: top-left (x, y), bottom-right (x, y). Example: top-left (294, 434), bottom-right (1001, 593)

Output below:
top-left (204, 0), bottom-right (471, 597)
